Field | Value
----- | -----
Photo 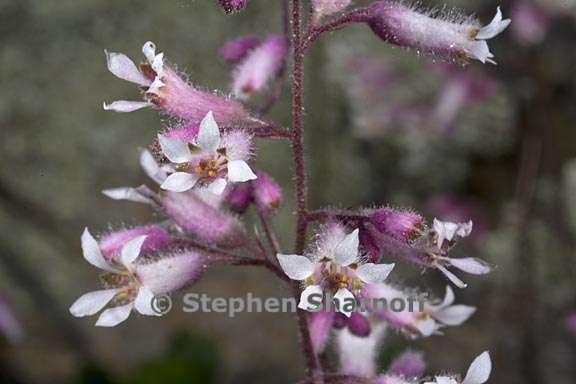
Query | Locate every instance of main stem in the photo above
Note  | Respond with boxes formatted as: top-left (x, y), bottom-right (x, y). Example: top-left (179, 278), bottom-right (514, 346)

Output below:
top-left (290, 0), bottom-right (320, 382)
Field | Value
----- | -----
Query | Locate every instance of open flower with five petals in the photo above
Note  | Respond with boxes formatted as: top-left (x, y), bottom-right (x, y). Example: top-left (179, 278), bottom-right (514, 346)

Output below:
top-left (158, 111), bottom-right (257, 195)
top-left (277, 225), bottom-right (395, 317)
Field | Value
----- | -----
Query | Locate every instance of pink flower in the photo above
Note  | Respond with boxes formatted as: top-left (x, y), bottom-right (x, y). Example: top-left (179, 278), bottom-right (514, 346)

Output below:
top-left (368, 3), bottom-right (511, 64)
top-left (70, 229), bottom-right (205, 327)
top-left (232, 35), bottom-right (288, 99)
top-left (104, 42), bottom-right (248, 125)
top-left (158, 111), bottom-right (257, 195)
top-left (220, 36), bottom-right (261, 64)
top-left (277, 225), bottom-right (395, 317)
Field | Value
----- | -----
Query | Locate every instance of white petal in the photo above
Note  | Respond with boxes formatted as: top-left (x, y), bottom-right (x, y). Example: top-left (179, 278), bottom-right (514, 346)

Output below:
top-left (95, 303), bottom-right (133, 327)
top-left (227, 160), bottom-right (257, 183)
top-left (333, 229), bottom-right (359, 266)
top-left (207, 178), bottom-right (227, 195)
top-left (334, 288), bottom-right (355, 317)
top-left (157, 135), bottom-right (193, 164)
top-left (439, 285), bottom-right (455, 308)
top-left (142, 41), bottom-right (157, 64)
top-left (435, 377), bottom-right (458, 384)
top-left (102, 187), bottom-right (154, 205)
top-left (160, 172), bottom-right (199, 192)
top-left (467, 41), bottom-right (494, 64)
top-left (103, 100), bottom-right (152, 112)
top-left (436, 264), bottom-right (467, 289)
top-left (134, 287), bottom-right (161, 316)
top-left (463, 351), bottom-right (492, 384)
top-left (450, 258), bottom-right (492, 275)
top-left (476, 7), bottom-right (511, 40)
top-left (356, 263), bottom-right (395, 284)
top-left (139, 149), bottom-right (167, 184)
top-left (146, 76), bottom-right (165, 96)
top-left (151, 52), bottom-right (165, 76)
top-left (298, 285), bottom-right (323, 311)
top-left (276, 254), bottom-right (315, 280)
top-left (69, 289), bottom-right (119, 317)
top-left (120, 235), bottom-right (147, 270)
top-left (434, 305), bottom-right (476, 326)
top-left (456, 220), bottom-right (473, 238)
top-left (197, 111), bottom-right (221, 153)
top-left (414, 317), bottom-right (438, 337)
top-left (104, 50), bottom-right (150, 86)
top-left (81, 228), bottom-right (118, 273)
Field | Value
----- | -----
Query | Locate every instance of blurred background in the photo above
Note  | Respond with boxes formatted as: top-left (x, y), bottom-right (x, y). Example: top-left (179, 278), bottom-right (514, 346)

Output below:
top-left (1, 0), bottom-right (576, 383)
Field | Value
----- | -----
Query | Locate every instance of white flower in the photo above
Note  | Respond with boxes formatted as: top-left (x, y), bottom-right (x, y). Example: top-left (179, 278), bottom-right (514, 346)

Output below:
top-left (470, 7), bottom-right (512, 64)
top-left (158, 111), bottom-right (257, 195)
top-left (433, 218), bottom-right (473, 250)
top-left (69, 229), bottom-right (160, 327)
top-left (103, 41), bottom-right (165, 112)
top-left (425, 351), bottom-right (492, 384)
top-left (277, 228), bottom-right (395, 317)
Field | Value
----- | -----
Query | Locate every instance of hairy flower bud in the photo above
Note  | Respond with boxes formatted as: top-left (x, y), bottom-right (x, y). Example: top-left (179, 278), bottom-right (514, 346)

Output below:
top-left (220, 36), bottom-right (261, 64)
top-left (226, 184), bottom-right (254, 214)
top-left (368, 208), bottom-right (424, 243)
top-left (99, 225), bottom-right (171, 259)
top-left (253, 171), bottom-right (283, 213)
top-left (232, 35), bottom-right (288, 99)
top-left (367, 3), bottom-right (511, 64)
top-left (218, 0), bottom-right (248, 14)
top-left (136, 250), bottom-right (206, 294)
top-left (161, 191), bottom-right (247, 248)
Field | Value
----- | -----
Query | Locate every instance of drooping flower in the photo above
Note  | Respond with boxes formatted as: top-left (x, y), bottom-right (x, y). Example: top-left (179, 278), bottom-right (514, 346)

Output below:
top-left (158, 111), bottom-right (257, 195)
top-left (367, 3), bottom-right (511, 64)
top-left (424, 351), bottom-right (492, 384)
top-left (104, 42), bottom-right (249, 125)
top-left (277, 225), bottom-right (395, 317)
top-left (220, 36), bottom-right (261, 64)
top-left (363, 285), bottom-right (476, 338)
top-left (70, 229), bottom-right (205, 326)
top-left (312, 0), bottom-right (353, 23)
top-left (232, 35), bottom-right (288, 99)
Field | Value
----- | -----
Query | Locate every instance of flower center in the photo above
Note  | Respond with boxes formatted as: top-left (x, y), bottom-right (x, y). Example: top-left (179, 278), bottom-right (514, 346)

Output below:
top-left (319, 262), bottom-right (362, 294)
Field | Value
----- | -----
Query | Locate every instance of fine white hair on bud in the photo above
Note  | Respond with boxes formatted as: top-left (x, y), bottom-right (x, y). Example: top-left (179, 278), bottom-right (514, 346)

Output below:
top-left (367, 2), bottom-right (511, 64)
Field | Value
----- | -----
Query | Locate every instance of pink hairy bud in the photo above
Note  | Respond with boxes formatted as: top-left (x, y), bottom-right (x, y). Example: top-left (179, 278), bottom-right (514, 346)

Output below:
top-left (252, 171), bottom-right (283, 213)
top-left (99, 225), bottom-right (172, 259)
top-left (220, 36), bottom-right (261, 64)
top-left (226, 184), bottom-right (254, 214)
top-left (368, 208), bottom-right (424, 243)
top-left (161, 191), bottom-right (247, 248)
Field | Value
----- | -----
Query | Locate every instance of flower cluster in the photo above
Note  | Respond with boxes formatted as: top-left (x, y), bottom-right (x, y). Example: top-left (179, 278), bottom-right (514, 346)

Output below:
top-left (72, 1), bottom-right (511, 382)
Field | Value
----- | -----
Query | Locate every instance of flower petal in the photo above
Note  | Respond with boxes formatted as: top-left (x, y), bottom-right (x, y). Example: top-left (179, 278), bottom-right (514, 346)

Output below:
top-left (197, 111), bottom-right (221, 153)
top-left (69, 289), bottom-right (119, 317)
top-left (463, 351), bottom-right (492, 384)
top-left (449, 258), bottom-right (492, 275)
top-left (120, 235), bottom-right (147, 270)
top-left (140, 149), bottom-right (167, 184)
top-left (95, 303), bottom-right (133, 327)
top-left (102, 187), bottom-right (154, 205)
top-left (355, 263), bottom-right (395, 284)
top-left (476, 7), bottom-right (511, 40)
top-left (160, 172), bottom-right (199, 192)
top-left (208, 177), bottom-right (227, 195)
top-left (298, 285), bottom-right (323, 311)
top-left (81, 228), bottom-right (118, 273)
top-left (333, 229), bottom-right (359, 266)
top-left (433, 305), bottom-right (476, 326)
top-left (334, 288), bottom-right (355, 317)
top-left (436, 264), bottom-right (467, 289)
top-left (439, 285), bottom-right (455, 308)
top-left (227, 160), bottom-right (257, 183)
top-left (414, 317), bottom-right (438, 337)
top-left (142, 41), bottom-right (157, 64)
top-left (103, 100), bottom-right (152, 112)
top-left (277, 254), bottom-right (315, 280)
top-left (435, 377), bottom-right (459, 384)
top-left (134, 287), bottom-right (161, 316)
top-left (104, 50), bottom-right (150, 86)
top-left (158, 135), bottom-right (193, 164)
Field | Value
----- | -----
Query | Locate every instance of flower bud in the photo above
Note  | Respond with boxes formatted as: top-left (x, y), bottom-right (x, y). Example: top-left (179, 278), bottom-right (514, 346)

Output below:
top-left (161, 191), bottom-right (247, 248)
top-left (226, 184), bottom-right (254, 214)
top-left (368, 208), bottom-right (423, 243)
top-left (367, 3), bottom-right (511, 64)
top-left (99, 225), bottom-right (171, 259)
top-left (253, 171), bottom-right (283, 213)
top-left (136, 250), bottom-right (207, 294)
top-left (347, 312), bottom-right (371, 337)
top-left (218, 0), bottom-right (249, 14)
top-left (387, 350), bottom-right (426, 378)
top-left (220, 36), bottom-right (261, 64)
top-left (232, 35), bottom-right (288, 99)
